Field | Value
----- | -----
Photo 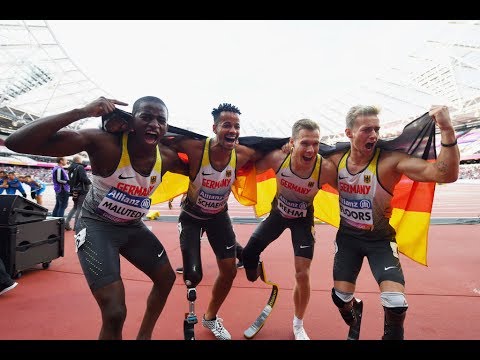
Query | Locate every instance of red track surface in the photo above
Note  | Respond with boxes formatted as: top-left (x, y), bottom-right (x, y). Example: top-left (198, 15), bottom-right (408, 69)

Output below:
top-left (0, 181), bottom-right (479, 346)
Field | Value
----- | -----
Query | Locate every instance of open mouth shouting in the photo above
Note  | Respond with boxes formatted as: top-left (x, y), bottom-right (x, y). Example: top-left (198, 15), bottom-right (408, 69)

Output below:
top-left (224, 135), bottom-right (237, 147)
top-left (365, 142), bottom-right (376, 151)
top-left (145, 130), bottom-right (160, 145)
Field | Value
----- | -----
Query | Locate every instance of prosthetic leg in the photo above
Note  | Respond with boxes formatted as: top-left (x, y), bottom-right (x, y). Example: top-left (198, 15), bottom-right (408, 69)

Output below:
top-left (180, 226), bottom-right (203, 340)
top-left (331, 288), bottom-right (363, 340)
top-left (182, 268), bottom-right (202, 340)
top-left (382, 307), bottom-right (406, 340)
top-left (183, 288), bottom-right (198, 340)
top-left (244, 261), bottom-right (279, 339)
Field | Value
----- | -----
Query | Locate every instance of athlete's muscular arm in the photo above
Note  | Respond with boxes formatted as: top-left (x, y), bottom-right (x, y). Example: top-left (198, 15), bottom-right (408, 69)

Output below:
top-left (395, 105), bottom-right (459, 184)
top-left (162, 136), bottom-right (201, 154)
top-left (164, 138), bottom-right (204, 179)
top-left (159, 145), bottom-right (190, 176)
top-left (254, 149), bottom-right (286, 174)
top-left (236, 139), bottom-right (291, 171)
top-left (234, 144), bottom-right (258, 169)
top-left (319, 156), bottom-right (338, 189)
top-left (4, 97), bottom-right (128, 157)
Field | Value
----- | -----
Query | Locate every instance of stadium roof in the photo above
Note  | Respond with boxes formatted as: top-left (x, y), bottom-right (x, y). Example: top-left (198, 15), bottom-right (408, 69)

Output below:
top-left (0, 20), bottom-right (111, 130)
top-left (1, 20), bottom-right (480, 139)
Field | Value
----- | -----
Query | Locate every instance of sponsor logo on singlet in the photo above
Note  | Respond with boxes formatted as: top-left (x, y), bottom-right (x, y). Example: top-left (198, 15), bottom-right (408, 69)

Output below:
top-left (277, 194), bottom-right (308, 218)
top-left (96, 187), bottom-right (151, 222)
top-left (196, 189), bottom-right (229, 214)
top-left (339, 197), bottom-right (373, 229)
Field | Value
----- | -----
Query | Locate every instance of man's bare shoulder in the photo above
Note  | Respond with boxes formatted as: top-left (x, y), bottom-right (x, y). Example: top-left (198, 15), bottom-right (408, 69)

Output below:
top-left (254, 148), bottom-right (285, 173)
top-left (163, 136), bottom-right (204, 155)
top-left (79, 127), bottom-right (121, 150)
top-left (235, 143), bottom-right (257, 156)
top-left (158, 144), bottom-right (189, 175)
top-left (379, 149), bottom-right (409, 163)
top-left (235, 144), bottom-right (260, 168)
top-left (159, 143), bottom-right (180, 158)
top-left (324, 150), bottom-right (345, 166)
top-left (269, 148), bottom-right (287, 163)
top-left (78, 127), bottom-right (117, 139)
top-left (321, 155), bottom-right (337, 169)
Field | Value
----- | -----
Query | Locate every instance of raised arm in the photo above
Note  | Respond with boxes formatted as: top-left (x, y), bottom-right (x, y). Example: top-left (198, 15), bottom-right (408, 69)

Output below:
top-left (5, 97), bottom-right (127, 156)
top-left (396, 105), bottom-right (459, 183)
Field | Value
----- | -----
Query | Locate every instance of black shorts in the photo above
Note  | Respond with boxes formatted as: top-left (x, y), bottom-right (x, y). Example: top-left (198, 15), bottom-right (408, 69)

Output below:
top-left (76, 217), bottom-right (169, 291)
top-left (333, 226), bottom-right (405, 285)
top-left (178, 209), bottom-right (236, 260)
top-left (250, 210), bottom-right (316, 260)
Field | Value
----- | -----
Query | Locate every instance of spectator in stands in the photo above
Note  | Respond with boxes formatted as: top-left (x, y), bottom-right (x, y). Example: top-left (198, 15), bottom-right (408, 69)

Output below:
top-left (51, 157), bottom-right (70, 217)
top-left (65, 154), bottom-right (91, 231)
top-left (459, 163), bottom-right (480, 179)
top-left (20, 174), bottom-right (47, 205)
top-left (0, 257), bottom-right (17, 296)
top-left (5, 171), bottom-right (27, 198)
top-left (0, 170), bottom-right (7, 194)
top-left (4, 96), bottom-right (189, 340)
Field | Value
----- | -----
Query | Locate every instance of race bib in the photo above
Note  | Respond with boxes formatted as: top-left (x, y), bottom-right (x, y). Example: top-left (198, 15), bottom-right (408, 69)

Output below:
top-left (196, 190), bottom-right (228, 214)
top-left (96, 187), bottom-right (151, 222)
top-left (339, 197), bottom-right (374, 230)
top-left (276, 194), bottom-right (307, 218)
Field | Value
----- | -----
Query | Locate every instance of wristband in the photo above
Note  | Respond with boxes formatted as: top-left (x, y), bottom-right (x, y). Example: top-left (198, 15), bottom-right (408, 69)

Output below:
top-left (440, 139), bottom-right (457, 147)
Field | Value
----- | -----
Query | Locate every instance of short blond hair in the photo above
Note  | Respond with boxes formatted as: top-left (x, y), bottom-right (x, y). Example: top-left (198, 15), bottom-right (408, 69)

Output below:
top-left (345, 105), bottom-right (380, 129)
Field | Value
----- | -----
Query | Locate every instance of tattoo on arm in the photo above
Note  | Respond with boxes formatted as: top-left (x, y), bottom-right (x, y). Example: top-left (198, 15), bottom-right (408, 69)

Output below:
top-left (435, 160), bottom-right (448, 174)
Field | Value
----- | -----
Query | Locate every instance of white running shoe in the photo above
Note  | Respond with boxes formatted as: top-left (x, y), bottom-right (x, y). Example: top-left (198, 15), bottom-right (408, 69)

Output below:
top-left (202, 315), bottom-right (232, 340)
top-left (293, 325), bottom-right (310, 340)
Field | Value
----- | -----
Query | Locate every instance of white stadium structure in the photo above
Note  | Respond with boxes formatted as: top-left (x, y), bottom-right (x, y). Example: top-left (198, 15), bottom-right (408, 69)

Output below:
top-left (1, 20), bottom-right (480, 168)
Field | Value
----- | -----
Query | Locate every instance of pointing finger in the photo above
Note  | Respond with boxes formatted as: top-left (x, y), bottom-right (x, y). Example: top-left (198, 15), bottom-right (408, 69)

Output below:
top-left (106, 98), bottom-right (129, 106)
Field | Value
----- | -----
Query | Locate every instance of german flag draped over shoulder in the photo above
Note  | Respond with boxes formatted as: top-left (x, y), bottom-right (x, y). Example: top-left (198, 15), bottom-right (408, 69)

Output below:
top-left (114, 110), bottom-right (436, 266)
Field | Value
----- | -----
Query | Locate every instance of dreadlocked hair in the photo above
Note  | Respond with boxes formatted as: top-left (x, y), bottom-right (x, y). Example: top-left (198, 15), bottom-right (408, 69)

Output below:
top-left (211, 103), bottom-right (241, 124)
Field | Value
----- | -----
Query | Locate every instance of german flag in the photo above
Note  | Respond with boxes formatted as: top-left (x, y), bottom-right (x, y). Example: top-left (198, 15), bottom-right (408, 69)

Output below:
top-left (143, 112), bottom-right (437, 266)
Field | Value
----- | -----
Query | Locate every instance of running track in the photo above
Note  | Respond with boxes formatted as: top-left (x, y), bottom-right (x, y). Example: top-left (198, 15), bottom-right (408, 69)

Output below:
top-left (0, 181), bottom-right (479, 351)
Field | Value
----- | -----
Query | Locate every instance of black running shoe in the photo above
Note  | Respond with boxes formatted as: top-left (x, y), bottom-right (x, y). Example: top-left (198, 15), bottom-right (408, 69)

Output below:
top-left (0, 281), bottom-right (18, 296)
